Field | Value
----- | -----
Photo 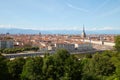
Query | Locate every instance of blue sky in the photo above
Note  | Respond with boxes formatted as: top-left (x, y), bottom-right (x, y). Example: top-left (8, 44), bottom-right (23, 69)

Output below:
top-left (0, 0), bottom-right (120, 31)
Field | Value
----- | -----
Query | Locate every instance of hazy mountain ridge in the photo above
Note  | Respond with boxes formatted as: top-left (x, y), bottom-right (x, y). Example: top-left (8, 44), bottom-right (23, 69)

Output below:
top-left (0, 28), bottom-right (119, 34)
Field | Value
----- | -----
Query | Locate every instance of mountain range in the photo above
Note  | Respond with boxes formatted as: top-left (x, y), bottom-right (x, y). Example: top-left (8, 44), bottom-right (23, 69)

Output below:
top-left (0, 28), bottom-right (119, 34)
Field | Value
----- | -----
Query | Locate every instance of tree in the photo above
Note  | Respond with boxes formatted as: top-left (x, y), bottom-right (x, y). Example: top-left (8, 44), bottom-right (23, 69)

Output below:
top-left (0, 54), bottom-right (9, 80)
top-left (42, 55), bottom-right (56, 80)
top-left (91, 53), bottom-right (115, 76)
top-left (114, 35), bottom-right (120, 51)
top-left (7, 57), bottom-right (25, 80)
top-left (82, 52), bottom-right (116, 80)
top-left (54, 49), bottom-right (70, 61)
top-left (21, 57), bottom-right (43, 80)
top-left (63, 55), bottom-right (82, 80)
top-left (42, 49), bottom-right (82, 80)
top-left (53, 49), bottom-right (70, 79)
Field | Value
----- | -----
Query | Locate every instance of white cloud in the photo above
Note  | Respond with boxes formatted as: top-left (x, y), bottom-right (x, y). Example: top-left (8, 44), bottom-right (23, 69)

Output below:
top-left (87, 27), bottom-right (120, 31)
top-left (0, 24), bottom-right (78, 30)
top-left (0, 24), bottom-right (119, 31)
top-left (93, 0), bottom-right (120, 18)
top-left (66, 2), bottom-right (89, 13)
top-left (0, 24), bottom-right (16, 28)
top-left (94, 0), bottom-right (111, 12)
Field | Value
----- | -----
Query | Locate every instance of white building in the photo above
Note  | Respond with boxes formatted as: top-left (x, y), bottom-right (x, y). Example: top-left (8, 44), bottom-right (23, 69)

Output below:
top-left (54, 43), bottom-right (75, 51)
top-left (75, 43), bottom-right (93, 51)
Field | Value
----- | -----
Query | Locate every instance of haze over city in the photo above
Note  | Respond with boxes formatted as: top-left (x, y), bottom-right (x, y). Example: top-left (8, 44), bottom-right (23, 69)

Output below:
top-left (0, 0), bottom-right (120, 34)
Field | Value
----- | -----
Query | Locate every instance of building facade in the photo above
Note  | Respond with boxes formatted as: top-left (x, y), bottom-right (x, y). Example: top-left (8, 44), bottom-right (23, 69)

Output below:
top-left (54, 43), bottom-right (75, 51)
top-left (0, 40), bottom-right (14, 48)
top-left (75, 43), bottom-right (93, 51)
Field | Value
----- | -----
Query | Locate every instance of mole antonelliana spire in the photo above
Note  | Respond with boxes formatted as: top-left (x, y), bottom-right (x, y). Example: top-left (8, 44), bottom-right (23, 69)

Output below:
top-left (81, 24), bottom-right (86, 38)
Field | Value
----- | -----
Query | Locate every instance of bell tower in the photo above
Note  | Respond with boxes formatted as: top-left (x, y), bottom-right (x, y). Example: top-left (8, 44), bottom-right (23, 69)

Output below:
top-left (81, 25), bottom-right (86, 38)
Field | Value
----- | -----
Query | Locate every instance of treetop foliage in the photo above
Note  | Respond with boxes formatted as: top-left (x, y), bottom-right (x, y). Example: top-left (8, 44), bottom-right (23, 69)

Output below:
top-left (115, 35), bottom-right (120, 52)
top-left (0, 48), bottom-right (120, 80)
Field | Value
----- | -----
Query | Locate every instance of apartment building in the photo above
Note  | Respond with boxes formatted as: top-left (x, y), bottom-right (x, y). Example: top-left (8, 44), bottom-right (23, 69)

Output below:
top-left (75, 42), bottom-right (93, 51)
top-left (0, 40), bottom-right (14, 48)
top-left (54, 43), bottom-right (75, 51)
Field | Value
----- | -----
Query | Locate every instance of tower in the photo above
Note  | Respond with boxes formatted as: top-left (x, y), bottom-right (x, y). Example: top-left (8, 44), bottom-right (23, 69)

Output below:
top-left (39, 32), bottom-right (41, 36)
top-left (81, 25), bottom-right (86, 38)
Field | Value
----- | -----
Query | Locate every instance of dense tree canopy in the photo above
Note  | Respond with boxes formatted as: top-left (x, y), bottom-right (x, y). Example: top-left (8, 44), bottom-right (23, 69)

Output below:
top-left (0, 49), bottom-right (120, 80)
top-left (0, 47), bottom-right (39, 54)
top-left (7, 58), bottom-right (25, 80)
top-left (0, 55), bottom-right (9, 80)
top-left (21, 57), bottom-right (43, 80)
top-left (115, 35), bottom-right (120, 51)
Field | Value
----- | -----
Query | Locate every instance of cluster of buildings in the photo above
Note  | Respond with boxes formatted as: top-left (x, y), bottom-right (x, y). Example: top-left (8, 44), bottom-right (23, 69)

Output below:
top-left (0, 27), bottom-right (116, 52)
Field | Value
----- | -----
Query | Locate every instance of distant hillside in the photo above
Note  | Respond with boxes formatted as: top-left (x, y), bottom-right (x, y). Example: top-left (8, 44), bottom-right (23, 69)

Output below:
top-left (0, 28), bottom-right (119, 34)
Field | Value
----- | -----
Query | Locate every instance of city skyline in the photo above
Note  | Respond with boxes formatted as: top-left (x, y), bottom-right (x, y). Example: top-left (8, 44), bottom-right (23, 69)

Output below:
top-left (0, 0), bottom-right (120, 32)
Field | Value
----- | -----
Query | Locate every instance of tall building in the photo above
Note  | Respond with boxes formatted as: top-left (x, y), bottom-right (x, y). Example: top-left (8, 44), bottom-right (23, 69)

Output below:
top-left (0, 36), bottom-right (14, 48)
top-left (0, 40), bottom-right (14, 48)
top-left (0, 41), bottom-right (6, 48)
top-left (39, 32), bottom-right (41, 36)
top-left (81, 25), bottom-right (86, 38)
